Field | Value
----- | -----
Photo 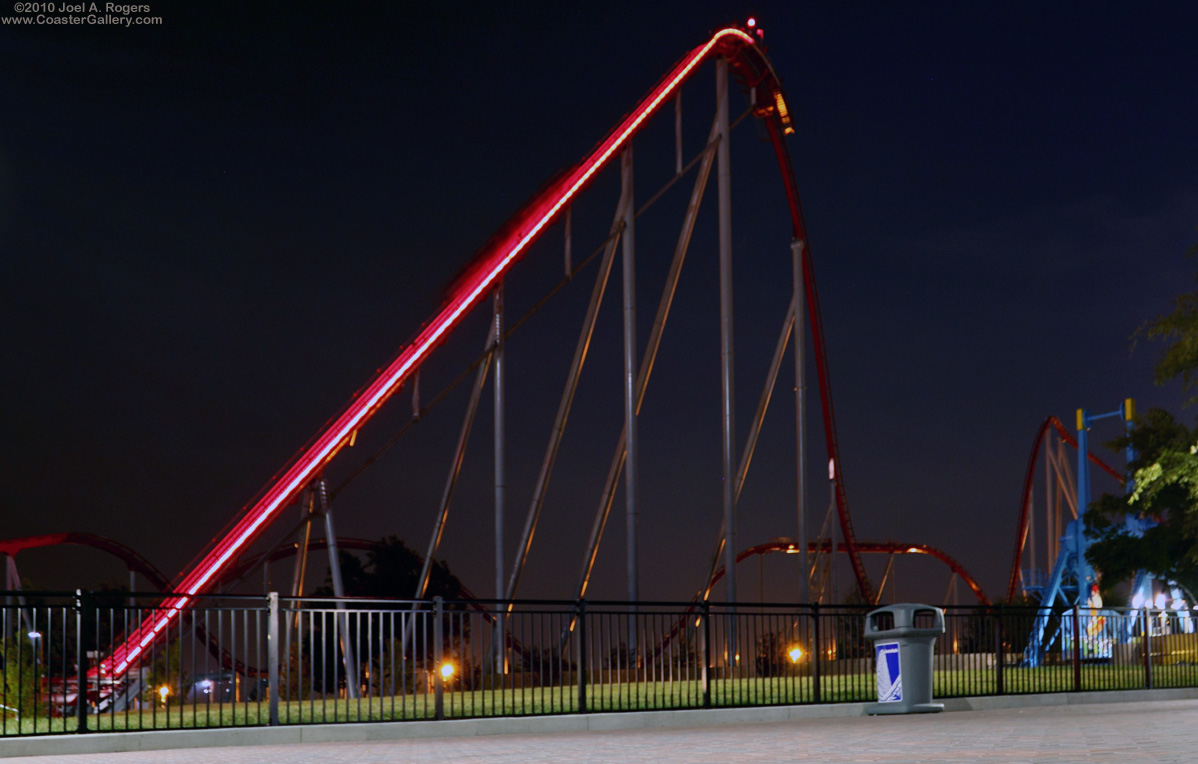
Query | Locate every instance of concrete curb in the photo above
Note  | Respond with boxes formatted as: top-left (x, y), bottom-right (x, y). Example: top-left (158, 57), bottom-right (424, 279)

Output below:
top-left (3, 688), bottom-right (1198, 758)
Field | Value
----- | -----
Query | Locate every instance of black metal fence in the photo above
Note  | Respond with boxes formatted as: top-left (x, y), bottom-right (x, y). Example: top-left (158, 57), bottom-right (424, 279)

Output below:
top-left (3, 593), bottom-right (1197, 736)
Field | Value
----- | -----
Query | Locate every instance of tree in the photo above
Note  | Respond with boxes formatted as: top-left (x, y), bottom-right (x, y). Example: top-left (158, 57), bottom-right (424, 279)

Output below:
top-left (1086, 238), bottom-right (1198, 593)
top-left (1086, 409), bottom-right (1198, 593)
top-left (307, 537), bottom-right (473, 694)
top-left (316, 535), bottom-right (467, 600)
top-left (1141, 242), bottom-right (1198, 406)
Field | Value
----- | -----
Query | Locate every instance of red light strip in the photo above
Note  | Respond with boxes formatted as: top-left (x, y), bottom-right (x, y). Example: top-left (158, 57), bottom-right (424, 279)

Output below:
top-left (103, 26), bottom-right (756, 676)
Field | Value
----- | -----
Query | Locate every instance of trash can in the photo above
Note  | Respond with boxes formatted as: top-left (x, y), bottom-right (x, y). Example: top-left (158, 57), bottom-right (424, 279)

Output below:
top-left (864, 603), bottom-right (945, 715)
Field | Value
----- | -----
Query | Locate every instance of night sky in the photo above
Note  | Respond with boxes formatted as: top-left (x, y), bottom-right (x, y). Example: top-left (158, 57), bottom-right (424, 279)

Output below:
top-left (2, 2), bottom-right (1196, 606)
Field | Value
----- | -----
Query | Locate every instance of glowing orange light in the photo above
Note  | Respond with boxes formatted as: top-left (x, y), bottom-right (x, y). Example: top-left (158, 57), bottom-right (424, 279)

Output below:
top-left (440, 663), bottom-right (455, 679)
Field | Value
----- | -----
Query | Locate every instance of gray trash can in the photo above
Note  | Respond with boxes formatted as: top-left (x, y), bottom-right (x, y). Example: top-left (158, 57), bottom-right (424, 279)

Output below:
top-left (864, 603), bottom-right (945, 715)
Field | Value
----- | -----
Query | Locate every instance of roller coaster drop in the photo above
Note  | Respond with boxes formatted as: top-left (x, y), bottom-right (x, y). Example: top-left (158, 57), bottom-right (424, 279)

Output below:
top-left (22, 21), bottom-right (1175, 683)
top-left (87, 21), bottom-right (882, 678)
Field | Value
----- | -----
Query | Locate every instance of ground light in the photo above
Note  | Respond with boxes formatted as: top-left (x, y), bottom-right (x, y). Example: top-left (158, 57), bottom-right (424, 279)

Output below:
top-left (788, 646), bottom-right (803, 663)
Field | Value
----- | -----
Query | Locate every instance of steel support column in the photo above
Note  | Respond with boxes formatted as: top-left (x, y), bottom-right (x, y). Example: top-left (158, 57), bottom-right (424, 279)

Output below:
top-left (492, 286), bottom-right (506, 672)
top-left (792, 238), bottom-right (809, 604)
top-left (1075, 409), bottom-right (1091, 595)
top-left (317, 479), bottom-right (359, 699)
top-left (702, 296), bottom-right (797, 601)
top-left (621, 145), bottom-right (640, 628)
top-left (572, 120), bottom-right (721, 604)
top-left (716, 55), bottom-right (736, 611)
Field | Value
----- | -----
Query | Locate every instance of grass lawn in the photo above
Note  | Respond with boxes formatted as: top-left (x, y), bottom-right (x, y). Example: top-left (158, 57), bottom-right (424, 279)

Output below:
top-left (3, 663), bottom-right (1195, 736)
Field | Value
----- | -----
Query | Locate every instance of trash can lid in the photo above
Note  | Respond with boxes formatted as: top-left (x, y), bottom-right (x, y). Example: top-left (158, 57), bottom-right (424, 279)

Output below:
top-left (865, 603), bottom-right (945, 636)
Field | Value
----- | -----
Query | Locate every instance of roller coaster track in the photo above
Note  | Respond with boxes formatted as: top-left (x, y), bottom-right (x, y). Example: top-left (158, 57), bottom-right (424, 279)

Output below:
top-left (0, 532), bottom-right (170, 591)
top-left (102, 22), bottom-right (872, 677)
top-left (1006, 415), bottom-right (1125, 602)
top-left (711, 540), bottom-right (989, 606)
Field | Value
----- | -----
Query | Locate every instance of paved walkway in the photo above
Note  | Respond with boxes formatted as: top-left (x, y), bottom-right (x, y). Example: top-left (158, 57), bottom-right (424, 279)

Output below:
top-left (14, 699), bottom-right (1198, 764)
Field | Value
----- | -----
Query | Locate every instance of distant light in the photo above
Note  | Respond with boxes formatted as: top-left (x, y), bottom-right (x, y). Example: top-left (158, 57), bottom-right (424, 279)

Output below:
top-left (756, 29), bottom-right (764, 39)
top-left (440, 663), bottom-right (455, 679)
top-left (27, 631), bottom-right (41, 640)
top-left (158, 685), bottom-right (171, 702)
top-left (788, 646), bottom-right (803, 663)
top-left (1155, 593), bottom-right (1168, 610)
top-left (907, 547), bottom-right (920, 554)
top-left (746, 17), bottom-right (756, 27)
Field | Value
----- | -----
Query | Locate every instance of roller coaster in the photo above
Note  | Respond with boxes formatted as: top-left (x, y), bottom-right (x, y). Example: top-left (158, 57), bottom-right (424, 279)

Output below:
top-left (1, 20), bottom-right (1182, 689)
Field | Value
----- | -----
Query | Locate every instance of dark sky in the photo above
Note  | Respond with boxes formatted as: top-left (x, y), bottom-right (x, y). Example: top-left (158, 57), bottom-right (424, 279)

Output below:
top-left (2, 2), bottom-right (1195, 605)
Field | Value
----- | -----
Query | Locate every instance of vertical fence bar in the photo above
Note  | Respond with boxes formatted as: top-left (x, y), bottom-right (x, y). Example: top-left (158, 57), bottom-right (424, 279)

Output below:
top-left (1071, 604), bottom-right (1081, 692)
top-left (74, 590), bottom-right (88, 734)
top-left (1144, 607), bottom-right (1153, 690)
top-left (812, 603), bottom-right (821, 704)
top-left (576, 600), bottom-right (587, 714)
top-left (700, 601), bottom-right (711, 709)
top-left (994, 609), bottom-right (1004, 696)
top-left (268, 593), bottom-right (280, 726)
top-left (433, 597), bottom-right (444, 720)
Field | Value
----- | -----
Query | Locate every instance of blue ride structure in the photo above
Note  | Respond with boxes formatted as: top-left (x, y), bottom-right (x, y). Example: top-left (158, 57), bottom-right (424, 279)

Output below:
top-left (1018, 399), bottom-right (1193, 667)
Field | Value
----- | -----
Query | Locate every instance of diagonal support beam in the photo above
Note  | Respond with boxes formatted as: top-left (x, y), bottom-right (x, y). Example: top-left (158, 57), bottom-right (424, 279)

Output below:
top-left (415, 333), bottom-right (495, 600)
top-left (572, 120), bottom-right (722, 603)
top-left (504, 186), bottom-right (631, 604)
top-left (702, 295), bottom-right (797, 600)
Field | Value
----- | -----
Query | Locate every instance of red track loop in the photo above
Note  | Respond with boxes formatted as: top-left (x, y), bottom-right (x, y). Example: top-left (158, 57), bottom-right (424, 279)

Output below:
top-left (1006, 416), bottom-right (1125, 601)
top-left (708, 540), bottom-right (989, 606)
top-left (0, 532), bottom-right (170, 591)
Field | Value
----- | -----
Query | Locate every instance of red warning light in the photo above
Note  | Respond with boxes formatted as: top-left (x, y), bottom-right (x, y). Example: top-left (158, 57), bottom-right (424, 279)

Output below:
top-left (756, 29), bottom-right (764, 38)
top-left (746, 17), bottom-right (756, 27)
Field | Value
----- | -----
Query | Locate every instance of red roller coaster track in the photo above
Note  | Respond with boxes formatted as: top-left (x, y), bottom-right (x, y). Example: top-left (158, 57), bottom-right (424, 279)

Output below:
top-left (708, 540), bottom-right (989, 606)
top-left (1005, 415), bottom-right (1125, 601)
top-left (102, 22), bottom-right (872, 676)
top-left (0, 533), bottom-right (170, 591)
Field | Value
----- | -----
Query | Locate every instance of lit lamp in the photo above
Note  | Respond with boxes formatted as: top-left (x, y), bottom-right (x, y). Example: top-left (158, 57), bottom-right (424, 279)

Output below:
top-left (158, 685), bottom-right (170, 704)
top-left (440, 663), bottom-right (455, 680)
top-left (788, 646), bottom-right (803, 663)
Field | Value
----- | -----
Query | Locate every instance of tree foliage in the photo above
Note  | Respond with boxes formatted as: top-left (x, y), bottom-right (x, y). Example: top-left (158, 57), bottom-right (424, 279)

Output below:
top-left (316, 535), bottom-right (467, 600)
top-left (1086, 409), bottom-right (1198, 592)
top-left (1141, 242), bottom-right (1198, 404)
top-left (1086, 238), bottom-right (1198, 592)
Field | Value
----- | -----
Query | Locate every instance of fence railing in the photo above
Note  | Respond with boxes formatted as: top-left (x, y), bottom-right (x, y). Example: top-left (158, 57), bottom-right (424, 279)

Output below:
top-left (2, 593), bottom-right (1196, 736)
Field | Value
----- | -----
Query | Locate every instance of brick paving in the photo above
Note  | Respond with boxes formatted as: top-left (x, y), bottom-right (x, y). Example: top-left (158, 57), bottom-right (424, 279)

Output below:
top-left (15, 699), bottom-right (1198, 763)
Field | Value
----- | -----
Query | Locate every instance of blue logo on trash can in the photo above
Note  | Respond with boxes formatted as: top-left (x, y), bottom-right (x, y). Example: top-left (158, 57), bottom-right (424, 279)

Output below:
top-left (876, 641), bottom-right (902, 703)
